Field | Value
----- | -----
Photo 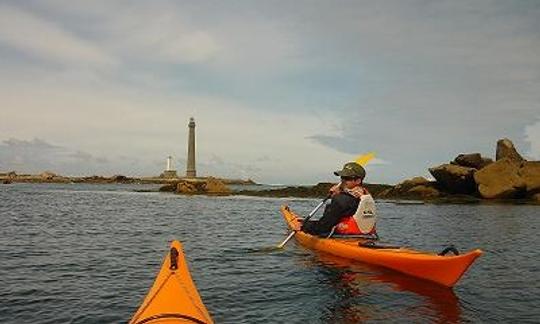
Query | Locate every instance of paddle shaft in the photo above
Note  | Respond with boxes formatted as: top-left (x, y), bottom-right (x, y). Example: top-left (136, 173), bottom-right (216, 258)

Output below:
top-left (277, 193), bottom-right (332, 249)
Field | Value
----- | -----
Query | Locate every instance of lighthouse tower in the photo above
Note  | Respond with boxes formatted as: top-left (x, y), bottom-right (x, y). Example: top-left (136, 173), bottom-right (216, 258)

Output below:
top-left (161, 155), bottom-right (177, 178)
top-left (186, 117), bottom-right (197, 178)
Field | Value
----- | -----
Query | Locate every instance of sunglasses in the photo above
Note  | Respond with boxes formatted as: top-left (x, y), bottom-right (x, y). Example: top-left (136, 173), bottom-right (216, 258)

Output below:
top-left (340, 176), bottom-right (359, 181)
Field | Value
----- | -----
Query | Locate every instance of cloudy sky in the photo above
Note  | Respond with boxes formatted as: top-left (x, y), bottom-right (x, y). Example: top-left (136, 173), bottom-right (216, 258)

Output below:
top-left (1, 0), bottom-right (539, 184)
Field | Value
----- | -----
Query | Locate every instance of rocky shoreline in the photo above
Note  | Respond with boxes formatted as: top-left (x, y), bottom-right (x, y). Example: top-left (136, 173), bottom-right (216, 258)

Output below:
top-left (234, 182), bottom-right (393, 199)
top-left (0, 171), bottom-right (256, 186)
top-left (3, 138), bottom-right (538, 204)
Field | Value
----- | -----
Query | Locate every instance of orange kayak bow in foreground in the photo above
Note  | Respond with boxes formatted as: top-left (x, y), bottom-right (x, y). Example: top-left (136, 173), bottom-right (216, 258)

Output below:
top-left (129, 240), bottom-right (213, 324)
top-left (281, 205), bottom-right (482, 287)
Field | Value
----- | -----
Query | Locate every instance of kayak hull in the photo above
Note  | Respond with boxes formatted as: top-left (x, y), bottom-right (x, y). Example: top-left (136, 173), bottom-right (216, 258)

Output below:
top-left (129, 240), bottom-right (213, 324)
top-left (281, 205), bottom-right (482, 287)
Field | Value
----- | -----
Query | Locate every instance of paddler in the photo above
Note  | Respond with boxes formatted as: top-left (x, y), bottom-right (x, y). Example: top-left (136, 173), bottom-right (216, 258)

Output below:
top-left (296, 162), bottom-right (376, 236)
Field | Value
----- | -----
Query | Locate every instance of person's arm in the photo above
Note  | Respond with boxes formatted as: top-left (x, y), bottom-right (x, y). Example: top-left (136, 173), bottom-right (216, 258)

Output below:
top-left (301, 195), bottom-right (348, 235)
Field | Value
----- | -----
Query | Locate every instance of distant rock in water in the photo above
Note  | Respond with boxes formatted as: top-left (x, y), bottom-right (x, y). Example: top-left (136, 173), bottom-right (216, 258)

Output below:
top-left (378, 177), bottom-right (441, 199)
top-left (159, 177), bottom-right (231, 195)
top-left (159, 183), bottom-right (177, 192)
top-left (40, 171), bottom-right (57, 180)
top-left (235, 182), bottom-right (392, 198)
top-left (203, 177), bottom-right (231, 194)
top-left (110, 175), bottom-right (129, 182)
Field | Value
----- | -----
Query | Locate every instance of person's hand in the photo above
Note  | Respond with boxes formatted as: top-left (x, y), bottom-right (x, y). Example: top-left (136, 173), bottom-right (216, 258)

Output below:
top-left (291, 218), bottom-right (303, 231)
top-left (348, 187), bottom-right (365, 199)
top-left (329, 183), bottom-right (342, 196)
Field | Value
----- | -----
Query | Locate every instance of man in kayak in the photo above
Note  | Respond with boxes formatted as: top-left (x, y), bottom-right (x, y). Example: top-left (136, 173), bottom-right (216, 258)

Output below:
top-left (297, 162), bottom-right (373, 236)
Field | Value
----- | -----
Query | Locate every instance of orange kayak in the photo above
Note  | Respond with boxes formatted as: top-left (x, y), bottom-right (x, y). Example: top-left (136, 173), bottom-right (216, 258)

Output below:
top-left (281, 205), bottom-right (482, 287)
top-left (129, 240), bottom-right (213, 324)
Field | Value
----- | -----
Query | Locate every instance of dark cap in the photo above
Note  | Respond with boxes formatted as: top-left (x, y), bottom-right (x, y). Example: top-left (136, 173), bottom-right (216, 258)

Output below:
top-left (334, 162), bottom-right (366, 179)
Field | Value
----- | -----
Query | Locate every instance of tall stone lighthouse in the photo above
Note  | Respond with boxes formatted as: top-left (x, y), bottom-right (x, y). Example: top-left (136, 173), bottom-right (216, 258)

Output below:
top-left (186, 117), bottom-right (197, 178)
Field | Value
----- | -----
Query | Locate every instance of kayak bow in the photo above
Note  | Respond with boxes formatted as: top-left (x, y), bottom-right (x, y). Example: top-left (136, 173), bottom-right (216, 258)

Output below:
top-left (129, 240), bottom-right (213, 324)
top-left (281, 205), bottom-right (482, 287)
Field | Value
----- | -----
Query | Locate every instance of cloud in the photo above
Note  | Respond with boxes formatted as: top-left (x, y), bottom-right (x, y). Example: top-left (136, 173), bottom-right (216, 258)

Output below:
top-left (0, 138), bottom-right (112, 175)
top-left (0, 4), bottom-right (115, 66)
top-left (99, 3), bottom-right (221, 65)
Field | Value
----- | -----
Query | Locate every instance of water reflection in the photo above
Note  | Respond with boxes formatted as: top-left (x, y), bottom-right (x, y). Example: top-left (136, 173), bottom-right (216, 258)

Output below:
top-left (300, 251), bottom-right (461, 323)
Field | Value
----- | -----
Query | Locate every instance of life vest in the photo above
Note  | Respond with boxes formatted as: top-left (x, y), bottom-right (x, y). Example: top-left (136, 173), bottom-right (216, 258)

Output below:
top-left (335, 192), bottom-right (377, 235)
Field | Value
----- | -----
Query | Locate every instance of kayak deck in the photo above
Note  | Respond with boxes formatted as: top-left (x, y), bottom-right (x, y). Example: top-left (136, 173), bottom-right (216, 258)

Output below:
top-left (129, 240), bottom-right (213, 324)
top-left (281, 205), bottom-right (482, 287)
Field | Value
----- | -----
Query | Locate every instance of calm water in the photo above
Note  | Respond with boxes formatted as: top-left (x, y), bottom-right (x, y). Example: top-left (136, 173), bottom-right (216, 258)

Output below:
top-left (1, 183), bottom-right (539, 323)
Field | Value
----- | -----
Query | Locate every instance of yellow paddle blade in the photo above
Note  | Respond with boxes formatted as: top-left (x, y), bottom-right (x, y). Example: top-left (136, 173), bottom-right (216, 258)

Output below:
top-left (354, 152), bottom-right (376, 166)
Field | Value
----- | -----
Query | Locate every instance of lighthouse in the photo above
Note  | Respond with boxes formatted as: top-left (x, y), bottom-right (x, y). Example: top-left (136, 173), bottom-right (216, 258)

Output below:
top-left (161, 155), bottom-right (177, 178)
top-left (186, 117), bottom-right (197, 178)
top-left (166, 156), bottom-right (173, 171)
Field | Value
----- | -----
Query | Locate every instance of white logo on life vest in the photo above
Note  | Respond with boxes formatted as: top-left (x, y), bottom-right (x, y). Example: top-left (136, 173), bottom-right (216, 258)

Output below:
top-left (352, 194), bottom-right (377, 233)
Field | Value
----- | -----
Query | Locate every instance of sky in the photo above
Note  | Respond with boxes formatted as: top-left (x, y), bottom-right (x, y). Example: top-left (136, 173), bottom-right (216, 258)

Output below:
top-left (0, 0), bottom-right (539, 185)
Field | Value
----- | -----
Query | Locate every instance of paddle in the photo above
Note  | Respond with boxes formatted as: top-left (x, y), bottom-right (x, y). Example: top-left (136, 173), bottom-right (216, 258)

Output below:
top-left (276, 152), bottom-right (376, 249)
top-left (276, 193), bottom-right (332, 249)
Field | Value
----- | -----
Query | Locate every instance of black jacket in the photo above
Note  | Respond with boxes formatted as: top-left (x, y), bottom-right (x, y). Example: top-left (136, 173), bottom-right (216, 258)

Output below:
top-left (301, 192), bottom-right (359, 236)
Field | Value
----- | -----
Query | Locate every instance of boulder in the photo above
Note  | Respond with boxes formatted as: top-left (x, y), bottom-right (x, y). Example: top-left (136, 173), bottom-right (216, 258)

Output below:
top-left (176, 181), bottom-right (199, 194)
top-left (175, 178), bottom-right (230, 195)
top-left (407, 185), bottom-right (441, 198)
top-left (496, 138), bottom-right (524, 162)
top-left (518, 161), bottom-right (540, 195)
top-left (532, 193), bottom-right (540, 204)
top-left (40, 171), bottom-right (56, 180)
top-left (203, 177), bottom-right (231, 194)
top-left (110, 175), bottom-right (128, 182)
top-left (376, 177), bottom-right (441, 199)
top-left (473, 158), bottom-right (526, 199)
top-left (395, 176), bottom-right (431, 190)
top-left (429, 164), bottom-right (477, 194)
top-left (453, 153), bottom-right (493, 169)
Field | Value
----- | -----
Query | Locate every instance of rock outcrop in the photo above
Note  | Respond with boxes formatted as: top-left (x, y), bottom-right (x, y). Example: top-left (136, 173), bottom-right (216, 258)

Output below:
top-left (236, 182), bottom-right (392, 199)
top-left (202, 177), bottom-right (231, 194)
top-left (159, 183), bottom-right (177, 192)
top-left (473, 159), bottom-right (526, 199)
top-left (376, 138), bottom-right (537, 203)
top-left (429, 164), bottom-right (477, 194)
top-left (40, 171), bottom-right (57, 180)
top-left (496, 138), bottom-right (524, 162)
top-left (453, 153), bottom-right (492, 169)
top-left (110, 175), bottom-right (129, 182)
top-left (174, 177), bottom-right (231, 195)
top-left (518, 161), bottom-right (540, 195)
top-left (378, 177), bottom-right (441, 199)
